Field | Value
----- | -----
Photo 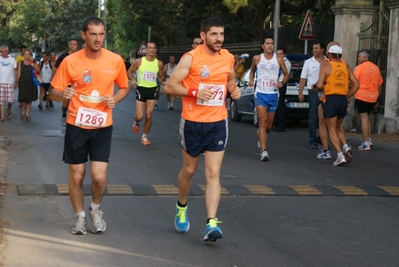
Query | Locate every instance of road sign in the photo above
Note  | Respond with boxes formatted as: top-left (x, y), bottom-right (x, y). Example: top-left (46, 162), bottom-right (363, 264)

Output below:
top-left (137, 41), bottom-right (147, 55)
top-left (298, 10), bottom-right (316, 40)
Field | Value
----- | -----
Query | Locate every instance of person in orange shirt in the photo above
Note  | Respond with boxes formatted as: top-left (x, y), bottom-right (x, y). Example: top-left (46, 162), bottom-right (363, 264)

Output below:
top-left (314, 45), bottom-right (359, 166)
top-left (165, 17), bottom-right (240, 242)
top-left (50, 17), bottom-right (129, 235)
top-left (354, 49), bottom-right (383, 151)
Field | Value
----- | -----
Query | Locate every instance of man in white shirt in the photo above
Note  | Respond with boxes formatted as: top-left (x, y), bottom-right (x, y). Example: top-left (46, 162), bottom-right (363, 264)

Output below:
top-left (298, 41), bottom-right (326, 149)
top-left (273, 47), bottom-right (291, 132)
top-left (0, 45), bottom-right (18, 121)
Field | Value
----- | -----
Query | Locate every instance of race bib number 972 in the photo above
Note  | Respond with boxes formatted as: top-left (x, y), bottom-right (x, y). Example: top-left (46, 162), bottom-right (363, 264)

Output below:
top-left (75, 107), bottom-right (107, 127)
top-left (197, 83), bottom-right (226, 106)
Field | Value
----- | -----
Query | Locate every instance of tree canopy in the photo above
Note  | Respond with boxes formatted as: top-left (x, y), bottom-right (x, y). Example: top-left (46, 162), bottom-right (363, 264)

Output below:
top-left (0, 0), bottom-right (337, 56)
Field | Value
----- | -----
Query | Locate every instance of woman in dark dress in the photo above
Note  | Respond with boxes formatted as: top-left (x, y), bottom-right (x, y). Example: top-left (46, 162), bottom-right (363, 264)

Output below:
top-left (17, 49), bottom-right (39, 121)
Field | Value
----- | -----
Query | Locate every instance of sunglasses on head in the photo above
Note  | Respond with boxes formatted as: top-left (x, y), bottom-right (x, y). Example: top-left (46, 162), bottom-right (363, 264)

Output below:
top-left (193, 42), bottom-right (203, 45)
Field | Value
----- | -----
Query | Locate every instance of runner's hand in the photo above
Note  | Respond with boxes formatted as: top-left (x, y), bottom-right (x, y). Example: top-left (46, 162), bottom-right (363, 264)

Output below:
top-left (63, 83), bottom-right (77, 99)
top-left (103, 95), bottom-right (115, 109)
top-left (229, 82), bottom-right (241, 100)
top-left (197, 86), bottom-right (214, 102)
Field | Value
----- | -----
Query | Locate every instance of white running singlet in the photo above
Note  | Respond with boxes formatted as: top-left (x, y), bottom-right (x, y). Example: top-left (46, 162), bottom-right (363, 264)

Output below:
top-left (255, 53), bottom-right (279, 94)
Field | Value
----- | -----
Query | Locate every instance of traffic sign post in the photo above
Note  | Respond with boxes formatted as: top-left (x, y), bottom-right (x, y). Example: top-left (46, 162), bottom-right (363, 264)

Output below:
top-left (137, 41), bottom-right (147, 56)
top-left (299, 10), bottom-right (316, 55)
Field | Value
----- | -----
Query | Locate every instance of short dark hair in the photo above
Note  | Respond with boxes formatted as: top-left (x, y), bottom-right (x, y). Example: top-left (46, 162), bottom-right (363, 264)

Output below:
top-left (313, 40), bottom-right (326, 50)
top-left (82, 17), bottom-right (105, 33)
top-left (262, 36), bottom-right (274, 45)
top-left (277, 47), bottom-right (286, 54)
top-left (146, 41), bottom-right (156, 48)
top-left (359, 49), bottom-right (371, 60)
top-left (68, 39), bottom-right (78, 45)
top-left (42, 51), bottom-right (49, 56)
top-left (20, 45), bottom-right (26, 50)
top-left (201, 17), bottom-right (224, 33)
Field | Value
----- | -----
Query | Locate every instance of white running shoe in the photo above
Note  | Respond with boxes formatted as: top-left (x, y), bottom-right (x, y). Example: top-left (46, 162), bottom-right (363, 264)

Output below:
top-left (71, 215), bottom-right (87, 235)
top-left (260, 150), bottom-right (269, 161)
top-left (333, 154), bottom-right (347, 166)
top-left (343, 146), bottom-right (353, 163)
top-left (358, 142), bottom-right (371, 151)
top-left (317, 150), bottom-right (331, 159)
top-left (89, 207), bottom-right (106, 233)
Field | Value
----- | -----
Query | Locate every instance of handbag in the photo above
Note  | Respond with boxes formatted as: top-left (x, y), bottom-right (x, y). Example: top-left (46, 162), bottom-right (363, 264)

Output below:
top-left (31, 68), bottom-right (43, 86)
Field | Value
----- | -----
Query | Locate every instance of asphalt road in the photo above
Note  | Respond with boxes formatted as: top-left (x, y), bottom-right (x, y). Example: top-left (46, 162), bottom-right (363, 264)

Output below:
top-left (0, 89), bottom-right (398, 267)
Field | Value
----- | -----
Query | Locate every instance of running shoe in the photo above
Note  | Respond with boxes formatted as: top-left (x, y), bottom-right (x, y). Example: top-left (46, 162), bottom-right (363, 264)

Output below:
top-left (141, 136), bottom-right (151, 145)
top-left (71, 215), bottom-right (87, 235)
top-left (343, 146), bottom-right (353, 163)
top-left (317, 150), bottom-right (331, 159)
top-left (89, 207), bottom-right (106, 233)
top-left (175, 204), bottom-right (190, 233)
top-left (346, 136), bottom-right (351, 149)
top-left (61, 115), bottom-right (66, 127)
top-left (133, 122), bottom-right (140, 134)
top-left (358, 142), bottom-right (371, 151)
top-left (369, 139), bottom-right (373, 148)
top-left (154, 104), bottom-right (158, 110)
top-left (203, 218), bottom-right (223, 242)
top-left (38, 104), bottom-right (43, 110)
top-left (260, 150), bottom-right (269, 161)
top-left (49, 101), bottom-right (54, 108)
top-left (333, 154), bottom-right (347, 166)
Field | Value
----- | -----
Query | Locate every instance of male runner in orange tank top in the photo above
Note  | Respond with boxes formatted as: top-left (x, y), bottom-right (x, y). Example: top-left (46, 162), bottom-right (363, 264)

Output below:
top-left (165, 17), bottom-right (240, 242)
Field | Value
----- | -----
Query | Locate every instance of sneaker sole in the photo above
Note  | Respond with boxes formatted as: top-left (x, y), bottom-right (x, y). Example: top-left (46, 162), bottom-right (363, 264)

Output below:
top-left (204, 229), bottom-right (223, 242)
top-left (344, 150), bottom-right (353, 163)
top-left (260, 157), bottom-right (269, 162)
top-left (71, 229), bottom-right (87, 235)
top-left (91, 222), bottom-right (106, 234)
top-left (174, 221), bottom-right (190, 233)
top-left (333, 160), bottom-right (347, 166)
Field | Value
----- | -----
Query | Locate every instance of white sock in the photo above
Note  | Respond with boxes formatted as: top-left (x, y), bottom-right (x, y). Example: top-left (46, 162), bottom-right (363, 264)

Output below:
top-left (343, 144), bottom-right (348, 151)
top-left (337, 152), bottom-right (343, 157)
top-left (365, 141), bottom-right (370, 146)
top-left (142, 134), bottom-right (147, 138)
top-left (77, 210), bottom-right (86, 217)
top-left (90, 202), bottom-right (100, 211)
top-left (369, 138), bottom-right (372, 143)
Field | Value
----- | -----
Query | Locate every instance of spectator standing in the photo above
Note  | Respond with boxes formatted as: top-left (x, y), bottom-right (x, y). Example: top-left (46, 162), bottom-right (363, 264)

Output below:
top-left (354, 49), bottom-right (383, 151)
top-left (17, 49), bottom-right (40, 121)
top-left (298, 41), bottom-right (327, 149)
top-left (273, 48), bottom-right (291, 132)
top-left (0, 45), bottom-right (18, 121)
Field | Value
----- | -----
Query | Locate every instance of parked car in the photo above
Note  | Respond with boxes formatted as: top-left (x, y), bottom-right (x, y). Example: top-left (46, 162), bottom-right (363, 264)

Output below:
top-left (230, 55), bottom-right (309, 127)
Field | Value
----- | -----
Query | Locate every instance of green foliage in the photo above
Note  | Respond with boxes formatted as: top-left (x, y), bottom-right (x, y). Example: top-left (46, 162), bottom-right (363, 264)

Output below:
top-left (0, 0), bottom-right (336, 55)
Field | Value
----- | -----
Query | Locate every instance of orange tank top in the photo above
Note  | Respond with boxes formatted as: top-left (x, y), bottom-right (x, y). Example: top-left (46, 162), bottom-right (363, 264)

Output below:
top-left (181, 45), bottom-right (234, 122)
top-left (324, 60), bottom-right (348, 96)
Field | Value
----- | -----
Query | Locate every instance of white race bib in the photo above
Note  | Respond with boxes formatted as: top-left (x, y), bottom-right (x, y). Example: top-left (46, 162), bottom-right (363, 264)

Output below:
top-left (143, 71), bottom-right (156, 82)
top-left (75, 107), bottom-right (107, 127)
top-left (196, 83), bottom-right (225, 106)
top-left (260, 79), bottom-right (278, 93)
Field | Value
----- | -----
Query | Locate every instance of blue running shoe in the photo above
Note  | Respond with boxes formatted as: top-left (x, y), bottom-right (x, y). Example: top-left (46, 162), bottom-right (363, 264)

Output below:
top-left (175, 204), bottom-right (190, 233)
top-left (203, 218), bottom-right (223, 242)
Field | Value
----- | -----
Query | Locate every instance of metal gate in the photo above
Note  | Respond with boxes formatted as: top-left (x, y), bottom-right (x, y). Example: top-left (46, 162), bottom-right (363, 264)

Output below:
top-left (358, 0), bottom-right (390, 114)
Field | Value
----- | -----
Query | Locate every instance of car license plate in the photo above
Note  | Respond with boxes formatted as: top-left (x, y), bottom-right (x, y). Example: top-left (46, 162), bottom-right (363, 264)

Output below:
top-left (287, 102), bottom-right (309, 108)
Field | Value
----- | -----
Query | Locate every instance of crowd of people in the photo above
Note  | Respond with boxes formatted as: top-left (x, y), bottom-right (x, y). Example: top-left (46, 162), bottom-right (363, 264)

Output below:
top-left (0, 15), bottom-right (383, 242)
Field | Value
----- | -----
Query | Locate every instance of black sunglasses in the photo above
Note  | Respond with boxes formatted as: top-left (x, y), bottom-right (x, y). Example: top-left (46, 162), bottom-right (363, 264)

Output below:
top-left (193, 42), bottom-right (203, 45)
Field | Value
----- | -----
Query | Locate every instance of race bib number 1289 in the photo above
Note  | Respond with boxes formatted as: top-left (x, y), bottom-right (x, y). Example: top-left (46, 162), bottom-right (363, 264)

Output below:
top-left (75, 107), bottom-right (107, 127)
